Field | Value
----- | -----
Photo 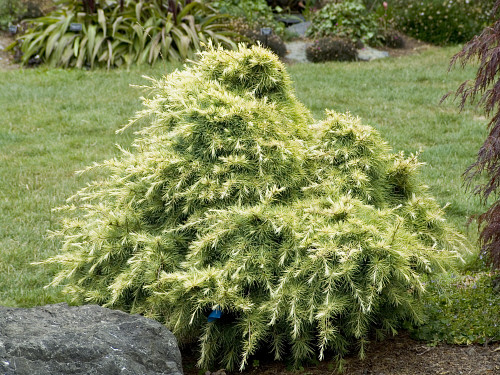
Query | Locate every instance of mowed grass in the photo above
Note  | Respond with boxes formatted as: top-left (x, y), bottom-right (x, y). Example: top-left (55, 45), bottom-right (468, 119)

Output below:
top-left (0, 46), bottom-right (485, 308)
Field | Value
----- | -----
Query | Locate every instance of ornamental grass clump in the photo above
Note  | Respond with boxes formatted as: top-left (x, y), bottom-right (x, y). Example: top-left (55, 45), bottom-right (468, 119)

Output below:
top-left (15, 0), bottom-right (235, 68)
top-left (44, 45), bottom-right (466, 370)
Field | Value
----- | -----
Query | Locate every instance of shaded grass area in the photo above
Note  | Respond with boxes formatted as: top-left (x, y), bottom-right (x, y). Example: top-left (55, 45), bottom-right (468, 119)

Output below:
top-left (0, 47), bottom-right (485, 308)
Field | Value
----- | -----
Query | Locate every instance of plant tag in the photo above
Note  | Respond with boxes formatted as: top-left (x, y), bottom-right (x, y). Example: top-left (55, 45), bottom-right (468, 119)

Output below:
top-left (207, 308), bottom-right (222, 322)
top-left (260, 27), bottom-right (272, 36)
top-left (69, 23), bottom-right (83, 32)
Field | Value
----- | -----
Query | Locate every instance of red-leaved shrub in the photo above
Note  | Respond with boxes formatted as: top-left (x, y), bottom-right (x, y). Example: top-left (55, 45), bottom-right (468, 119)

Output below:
top-left (444, 1), bottom-right (500, 271)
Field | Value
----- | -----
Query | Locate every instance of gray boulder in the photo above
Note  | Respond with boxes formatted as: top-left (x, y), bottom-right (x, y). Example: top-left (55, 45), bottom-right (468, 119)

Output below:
top-left (0, 303), bottom-right (183, 375)
top-left (286, 21), bottom-right (311, 37)
top-left (285, 41), bottom-right (309, 63)
top-left (357, 46), bottom-right (390, 61)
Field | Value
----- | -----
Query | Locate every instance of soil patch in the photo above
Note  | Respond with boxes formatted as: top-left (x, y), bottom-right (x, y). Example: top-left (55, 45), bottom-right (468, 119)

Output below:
top-left (0, 31), bottom-right (19, 70)
top-left (182, 333), bottom-right (500, 375)
top-left (378, 35), bottom-right (432, 59)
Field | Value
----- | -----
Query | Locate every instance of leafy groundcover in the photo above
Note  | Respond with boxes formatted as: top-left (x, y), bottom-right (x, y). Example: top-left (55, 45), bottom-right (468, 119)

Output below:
top-left (43, 45), bottom-right (466, 370)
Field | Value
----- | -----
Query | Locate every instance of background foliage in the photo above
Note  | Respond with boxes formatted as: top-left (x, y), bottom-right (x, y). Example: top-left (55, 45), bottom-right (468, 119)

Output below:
top-left (210, 0), bottom-right (288, 39)
top-left (409, 271), bottom-right (500, 344)
top-left (16, 0), bottom-right (235, 68)
top-left (230, 18), bottom-right (287, 58)
top-left (391, 0), bottom-right (495, 45)
top-left (306, 0), bottom-right (380, 45)
top-left (0, 0), bottom-right (27, 29)
top-left (210, 0), bottom-right (274, 27)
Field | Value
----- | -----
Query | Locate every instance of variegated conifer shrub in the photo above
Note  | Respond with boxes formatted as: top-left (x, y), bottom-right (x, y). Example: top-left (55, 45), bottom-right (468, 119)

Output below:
top-left (44, 45), bottom-right (466, 370)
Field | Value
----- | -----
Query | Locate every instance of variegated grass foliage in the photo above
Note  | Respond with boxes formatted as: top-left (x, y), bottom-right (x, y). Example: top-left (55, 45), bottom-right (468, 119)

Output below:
top-left (16, 0), bottom-right (235, 68)
top-left (42, 45), bottom-right (467, 370)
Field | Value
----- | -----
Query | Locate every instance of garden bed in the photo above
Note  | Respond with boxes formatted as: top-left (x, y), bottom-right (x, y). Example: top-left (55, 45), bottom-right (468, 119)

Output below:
top-left (0, 31), bottom-right (430, 70)
top-left (377, 35), bottom-right (431, 59)
top-left (0, 31), bottom-right (17, 70)
top-left (182, 333), bottom-right (500, 375)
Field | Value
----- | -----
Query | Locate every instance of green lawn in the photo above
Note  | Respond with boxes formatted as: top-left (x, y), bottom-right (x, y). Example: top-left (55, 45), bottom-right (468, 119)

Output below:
top-left (0, 46), bottom-right (486, 307)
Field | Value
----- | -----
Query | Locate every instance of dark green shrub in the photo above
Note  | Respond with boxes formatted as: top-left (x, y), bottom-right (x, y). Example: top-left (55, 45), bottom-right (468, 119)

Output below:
top-left (392, 0), bottom-right (494, 45)
top-left (306, 0), bottom-right (380, 45)
top-left (210, 0), bottom-right (275, 27)
top-left (210, 0), bottom-right (285, 36)
top-left (0, 0), bottom-right (26, 29)
top-left (231, 18), bottom-right (287, 58)
top-left (370, 1), bottom-right (404, 48)
top-left (267, 0), bottom-right (302, 11)
top-left (382, 30), bottom-right (405, 49)
top-left (247, 29), bottom-right (287, 58)
top-left (306, 37), bottom-right (357, 62)
top-left (16, 0), bottom-right (235, 68)
top-left (42, 45), bottom-right (466, 370)
top-left (409, 272), bottom-right (500, 344)
top-left (361, 0), bottom-right (380, 11)
top-left (21, 0), bottom-right (51, 19)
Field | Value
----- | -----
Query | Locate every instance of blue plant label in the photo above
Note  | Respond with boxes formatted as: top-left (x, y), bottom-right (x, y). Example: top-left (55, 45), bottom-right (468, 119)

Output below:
top-left (207, 308), bottom-right (222, 322)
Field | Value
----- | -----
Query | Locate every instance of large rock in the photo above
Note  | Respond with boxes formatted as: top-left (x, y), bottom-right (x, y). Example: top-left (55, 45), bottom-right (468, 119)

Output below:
top-left (0, 303), bottom-right (183, 375)
top-left (286, 21), bottom-right (311, 37)
top-left (285, 41), bottom-right (309, 63)
top-left (357, 46), bottom-right (390, 61)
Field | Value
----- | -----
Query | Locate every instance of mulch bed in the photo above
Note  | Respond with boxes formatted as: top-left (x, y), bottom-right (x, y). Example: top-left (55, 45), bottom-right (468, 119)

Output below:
top-left (378, 35), bottom-right (433, 59)
top-left (182, 333), bottom-right (500, 375)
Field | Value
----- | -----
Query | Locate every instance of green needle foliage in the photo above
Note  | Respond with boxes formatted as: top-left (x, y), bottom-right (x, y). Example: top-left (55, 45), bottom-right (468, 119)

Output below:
top-left (43, 45), bottom-right (466, 370)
